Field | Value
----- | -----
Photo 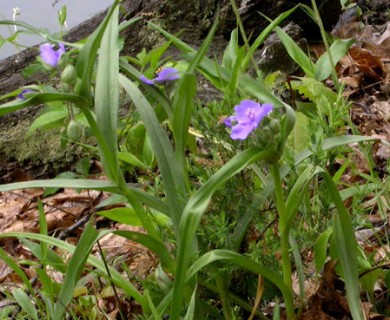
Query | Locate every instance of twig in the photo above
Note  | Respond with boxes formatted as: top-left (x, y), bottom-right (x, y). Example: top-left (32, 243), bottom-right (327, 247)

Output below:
top-left (96, 240), bottom-right (126, 320)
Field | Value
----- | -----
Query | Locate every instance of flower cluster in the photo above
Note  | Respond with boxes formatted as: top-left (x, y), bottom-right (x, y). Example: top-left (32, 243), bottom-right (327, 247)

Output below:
top-left (224, 100), bottom-right (273, 140)
top-left (39, 43), bottom-right (65, 68)
top-left (140, 67), bottom-right (180, 85)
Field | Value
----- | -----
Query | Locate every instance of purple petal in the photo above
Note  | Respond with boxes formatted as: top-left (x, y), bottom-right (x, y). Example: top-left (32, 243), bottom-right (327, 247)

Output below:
top-left (140, 75), bottom-right (155, 85)
top-left (18, 89), bottom-right (35, 100)
top-left (227, 100), bottom-right (274, 140)
top-left (39, 43), bottom-right (65, 68)
top-left (58, 43), bottom-right (65, 55)
top-left (234, 100), bottom-right (262, 125)
top-left (154, 67), bottom-right (180, 84)
top-left (223, 116), bottom-right (235, 128)
top-left (230, 123), bottom-right (255, 140)
top-left (257, 103), bottom-right (274, 123)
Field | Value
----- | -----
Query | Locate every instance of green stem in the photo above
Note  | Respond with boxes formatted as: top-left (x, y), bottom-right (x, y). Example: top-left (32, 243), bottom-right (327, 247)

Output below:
top-left (270, 164), bottom-right (295, 319)
top-left (311, 0), bottom-right (339, 91)
top-left (213, 267), bottom-right (232, 320)
top-left (79, 104), bottom-right (160, 240)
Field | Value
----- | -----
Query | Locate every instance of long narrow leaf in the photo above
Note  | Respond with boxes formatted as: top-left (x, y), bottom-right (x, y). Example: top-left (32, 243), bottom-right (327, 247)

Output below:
top-left (222, 29), bottom-right (239, 70)
top-left (183, 286), bottom-right (197, 320)
top-left (321, 172), bottom-right (364, 320)
top-left (119, 74), bottom-right (187, 229)
top-left (275, 26), bottom-right (315, 77)
top-left (0, 92), bottom-right (87, 117)
top-left (127, 186), bottom-right (170, 216)
top-left (0, 179), bottom-right (118, 193)
top-left (315, 38), bottom-right (354, 81)
top-left (0, 248), bottom-right (34, 292)
top-left (172, 14), bottom-right (218, 166)
top-left (54, 223), bottom-right (99, 319)
top-left (75, 0), bottom-right (120, 101)
top-left (12, 289), bottom-right (39, 320)
top-left (284, 165), bottom-right (322, 230)
top-left (20, 239), bottom-right (66, 273)
top-left (243, 6), bottom-right (298, 70)
top-left (94, 4), bottom-right (120, 183)
top-left (0, 20), bottom-right (56, 42)
top-left (172, 73), bottom-right (197, 166)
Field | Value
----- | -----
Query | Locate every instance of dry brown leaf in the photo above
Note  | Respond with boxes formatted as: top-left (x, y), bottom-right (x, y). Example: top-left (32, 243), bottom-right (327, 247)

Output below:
top-left (339, 75), bottom-right (361, 88)
top-left (0, 188), bottom-right (106, 236)
top-left (349, 46), bottom-right (384, 81)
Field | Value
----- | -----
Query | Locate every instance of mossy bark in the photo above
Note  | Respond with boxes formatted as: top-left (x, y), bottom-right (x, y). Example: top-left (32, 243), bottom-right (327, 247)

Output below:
top-left (0, 0), bottom-right (340, 95)
top-left (0, 0), bottom-right (340, 179)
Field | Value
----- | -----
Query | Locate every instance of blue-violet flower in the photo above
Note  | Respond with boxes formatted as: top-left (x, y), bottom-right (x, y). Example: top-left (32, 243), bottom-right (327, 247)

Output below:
top-left (224, 100), bottom-right (273, 140)
top-left (39, 43), bottom-right (65, 68)
top-left (18, 89), bottom-right (36, 100)
top-left (140, 67), bottom-right (180, 85)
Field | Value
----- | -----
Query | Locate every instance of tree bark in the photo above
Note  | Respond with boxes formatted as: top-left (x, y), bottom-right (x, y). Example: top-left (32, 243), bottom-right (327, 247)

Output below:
top-left (0, 0), bottom-right (341, 179)
top-left (0, 0), bottom-right (341, 95)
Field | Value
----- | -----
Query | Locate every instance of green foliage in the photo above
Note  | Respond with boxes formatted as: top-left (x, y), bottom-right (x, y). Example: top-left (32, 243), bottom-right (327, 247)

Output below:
top-left (292, 77), bottom-right (338, 114)
top-left (275, 26), bottom-right (315, 78)
top-left (0, 1), bottom-right (387, 319)
top-left (314, 228), bottom-right (333, 272)
top-left (58, 5), bottom-right (67, 27)
top-left (12, 289), bottom-right (39, 320)
top-left (315, 38), bottom-right (354, 81)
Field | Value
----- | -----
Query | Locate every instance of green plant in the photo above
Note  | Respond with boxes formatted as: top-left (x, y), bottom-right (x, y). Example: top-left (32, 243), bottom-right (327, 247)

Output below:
top-left (0, 1), bottom-right (386, 319)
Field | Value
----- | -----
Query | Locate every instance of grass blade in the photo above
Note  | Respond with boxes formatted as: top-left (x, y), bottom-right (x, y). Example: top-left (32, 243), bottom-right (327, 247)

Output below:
top-left (172, 13), bottom-right (218, 166)
top-left (53, 222), bottom-right (99, 319)
top-left (0, 248), bottom-right (34, 292)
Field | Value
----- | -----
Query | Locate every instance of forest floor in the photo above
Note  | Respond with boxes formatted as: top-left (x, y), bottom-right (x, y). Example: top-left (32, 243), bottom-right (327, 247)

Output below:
top-left (0, 0), bottom-right (389, 319)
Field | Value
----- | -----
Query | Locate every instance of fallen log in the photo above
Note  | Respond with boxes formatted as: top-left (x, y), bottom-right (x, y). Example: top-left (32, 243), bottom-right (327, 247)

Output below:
top-left (0, 0), bottom-right (341, 95)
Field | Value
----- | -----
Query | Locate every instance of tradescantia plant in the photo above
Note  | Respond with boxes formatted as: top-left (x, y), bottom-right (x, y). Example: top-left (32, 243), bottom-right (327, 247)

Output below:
top-left (0, 1), bottom-right (378, 319)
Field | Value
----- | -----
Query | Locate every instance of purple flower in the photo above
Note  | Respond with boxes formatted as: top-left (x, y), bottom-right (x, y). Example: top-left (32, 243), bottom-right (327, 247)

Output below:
top-left (18, 89), bottom-right (36, 100)
top-left (224, 100), bottom-right (273, 140)
top-left (39, 43), bottom-right (65, 68)
top-left (140, 67), bottom-right (180, 85)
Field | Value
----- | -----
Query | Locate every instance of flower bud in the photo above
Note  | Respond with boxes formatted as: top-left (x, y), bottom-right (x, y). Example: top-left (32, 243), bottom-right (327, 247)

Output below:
top-left (268, 119), bottom-right (280, 135)
top-left (67, 120), bottom-right (83, 141)
top-left (61, 64), bottom-right (77, 84)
